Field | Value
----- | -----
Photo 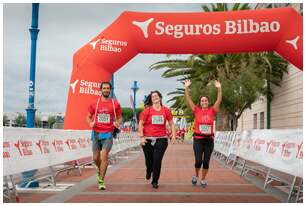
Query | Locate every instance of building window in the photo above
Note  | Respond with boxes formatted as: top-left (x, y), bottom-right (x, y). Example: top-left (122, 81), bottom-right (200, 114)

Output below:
top-left (253, 114), bottom-right (257, 129)
top-left (260, 112), bottom-right (265, 129)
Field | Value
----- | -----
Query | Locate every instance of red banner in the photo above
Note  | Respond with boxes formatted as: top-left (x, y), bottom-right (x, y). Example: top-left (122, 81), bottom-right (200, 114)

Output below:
top-left (64, 7), bottom-right (302, 129)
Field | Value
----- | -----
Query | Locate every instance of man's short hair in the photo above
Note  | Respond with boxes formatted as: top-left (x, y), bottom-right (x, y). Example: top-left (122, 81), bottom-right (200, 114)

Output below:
top-left (100, 81), bottom-right (112, 90)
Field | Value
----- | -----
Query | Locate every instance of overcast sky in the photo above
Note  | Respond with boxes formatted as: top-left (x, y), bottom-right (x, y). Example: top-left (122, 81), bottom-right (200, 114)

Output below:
top-left (3, 3), bottom-right (207, 114)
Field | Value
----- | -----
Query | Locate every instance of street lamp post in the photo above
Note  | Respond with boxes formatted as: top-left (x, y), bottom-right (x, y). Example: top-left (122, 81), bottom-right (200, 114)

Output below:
top-left (20, 3), bottom-right (40, 188)
top-left (131, 81), bottom-right (139, 131)
top-left (26, 3), bottom-right (39, 127)
top-left (111, 74), bottom-right (114, 98)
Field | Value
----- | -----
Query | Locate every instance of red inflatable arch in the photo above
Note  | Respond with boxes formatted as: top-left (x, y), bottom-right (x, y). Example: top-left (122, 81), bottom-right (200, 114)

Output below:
top-left (64, 7), bottom-right (302, 130)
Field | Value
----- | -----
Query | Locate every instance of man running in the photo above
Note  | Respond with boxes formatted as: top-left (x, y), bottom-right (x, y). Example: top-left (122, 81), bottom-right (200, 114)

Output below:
top-left (86, 81), bottom-right (122, 190)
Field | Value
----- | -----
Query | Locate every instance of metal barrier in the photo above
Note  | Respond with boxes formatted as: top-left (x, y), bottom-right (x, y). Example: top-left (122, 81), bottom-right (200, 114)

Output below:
top-left (213, 131), bottom-right (239, 164)
top-left (214, 130), bottom-right (303, 203)
top-left (3, 128), bottom-right (140, 202)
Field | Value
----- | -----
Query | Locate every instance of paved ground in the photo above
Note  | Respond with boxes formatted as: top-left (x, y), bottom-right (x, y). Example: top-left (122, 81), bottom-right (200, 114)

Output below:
top-left (6, 143), bottom-right (287, 203)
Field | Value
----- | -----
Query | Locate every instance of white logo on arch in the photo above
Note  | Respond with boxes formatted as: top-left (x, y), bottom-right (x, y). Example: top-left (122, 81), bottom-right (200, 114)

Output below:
top-left (89, 39), bottom-right (100, 50)
top-left (70, 79), bottom-right (79, 94)
top-left (132, 18), bottom-right (154, 39)
top-left (286, 36), bottom-right (300, 50)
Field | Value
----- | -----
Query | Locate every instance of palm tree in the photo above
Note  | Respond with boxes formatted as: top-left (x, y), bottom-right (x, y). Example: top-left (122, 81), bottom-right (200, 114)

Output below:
top-left (201, 3), bottom-right (250, 12)
top-left (250, 52), bottom-right (288, 128)
top-left (150, 3), bottom-right (289, 131)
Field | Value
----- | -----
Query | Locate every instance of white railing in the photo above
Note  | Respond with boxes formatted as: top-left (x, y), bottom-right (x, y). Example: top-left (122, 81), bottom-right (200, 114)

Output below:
top-left (214, 131), bottom-right (239, 158)
top-left (215, 129), bottom-right (303, 178)
top-left (214, 129), bottom-right (303, 202)
top-left (3, 127), bottom-right (140, 176)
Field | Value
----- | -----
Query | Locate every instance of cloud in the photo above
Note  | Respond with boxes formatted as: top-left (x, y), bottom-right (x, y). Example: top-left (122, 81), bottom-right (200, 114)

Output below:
top-left (3, 3), bottom-right (203, 113)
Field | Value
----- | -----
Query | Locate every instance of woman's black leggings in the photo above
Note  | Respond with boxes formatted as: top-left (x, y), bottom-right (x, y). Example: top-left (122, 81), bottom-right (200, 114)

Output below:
top-left (142, 138), bottom-right (168, 184)
top-left (193, 137), bottom-right (214, 169)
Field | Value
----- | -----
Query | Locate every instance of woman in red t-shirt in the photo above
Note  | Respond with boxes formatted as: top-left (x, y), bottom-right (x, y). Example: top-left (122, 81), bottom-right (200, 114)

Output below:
top-left (138, 90), bottom-right (176, 189)
top-left (184, 79), bottom-right (222, 188)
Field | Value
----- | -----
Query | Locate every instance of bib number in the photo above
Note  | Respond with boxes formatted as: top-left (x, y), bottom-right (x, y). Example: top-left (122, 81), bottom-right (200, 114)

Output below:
top-left (98, 113), bottom-right (110, 123)
top-left (152, 115), bottom-right (164, 125)
top-left (199, 124), bottom-right (212, 134)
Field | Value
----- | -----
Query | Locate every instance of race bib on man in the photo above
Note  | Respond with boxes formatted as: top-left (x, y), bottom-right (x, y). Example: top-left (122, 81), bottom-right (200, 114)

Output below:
top-left (199, 124), bottom-right (212, 134)
top-left (152, 115), bottom-right (164, 125)
top-left (98, 113), bottom-right (110, 124)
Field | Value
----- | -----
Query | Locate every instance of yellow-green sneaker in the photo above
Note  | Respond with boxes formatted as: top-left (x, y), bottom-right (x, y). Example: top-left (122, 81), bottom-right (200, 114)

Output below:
top-left (98, 179), bottom-right (106, 190)
top-left (96, 173), bottom-right (103, 184)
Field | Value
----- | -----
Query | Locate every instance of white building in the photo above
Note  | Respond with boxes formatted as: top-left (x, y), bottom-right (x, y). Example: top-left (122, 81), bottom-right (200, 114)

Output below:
top-left (237, 65), bottom-right (302, 131)
top-left (236, 3), bottom-right (303, 131)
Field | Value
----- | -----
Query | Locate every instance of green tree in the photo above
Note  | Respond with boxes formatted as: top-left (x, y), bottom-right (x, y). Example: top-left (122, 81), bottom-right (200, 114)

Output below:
top-left (35, 116), bottom-right (42, 128)
top-left (121, 107), bottom-right (144, 125)
top-left (135, 108), bottom-right (143, 121)
top-left (15, 114), bottom-right (26, 127)
top-left (121, 108), bottom-right (133, 123)
top-left (251, 52), bottom-right (288, 128)
top-left (151, 54), bottom-right (287, 130)
top-left (47, 116), bottom-right (56, 128)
